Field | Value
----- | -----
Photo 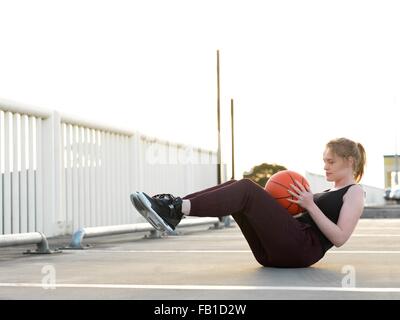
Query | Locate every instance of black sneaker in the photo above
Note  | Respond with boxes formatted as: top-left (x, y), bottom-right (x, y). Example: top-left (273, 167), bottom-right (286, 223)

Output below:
top-left (130, 192), bottom-right (183, 233)
top-left (152, 193), bottom-right (176, 204)
top-left (152, 194), bottom-right (186, 217)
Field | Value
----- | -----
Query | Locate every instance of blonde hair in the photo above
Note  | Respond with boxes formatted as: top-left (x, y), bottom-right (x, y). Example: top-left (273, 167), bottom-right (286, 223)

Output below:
top-left (326, 138), bottom-right (367, 183)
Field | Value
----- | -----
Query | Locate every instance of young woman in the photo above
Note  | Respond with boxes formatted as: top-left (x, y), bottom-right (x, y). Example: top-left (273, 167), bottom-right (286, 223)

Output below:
top-left (130, 137), bottom-right (366, 268)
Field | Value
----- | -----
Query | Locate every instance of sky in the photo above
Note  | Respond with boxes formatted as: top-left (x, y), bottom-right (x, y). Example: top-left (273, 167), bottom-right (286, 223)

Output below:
top-left (0, 0), bottom-right (399, 189)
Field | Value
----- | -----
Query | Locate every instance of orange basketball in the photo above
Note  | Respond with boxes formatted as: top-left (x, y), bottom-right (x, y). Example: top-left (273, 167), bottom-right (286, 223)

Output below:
top-left (264, 170), bottom-right (310, 215)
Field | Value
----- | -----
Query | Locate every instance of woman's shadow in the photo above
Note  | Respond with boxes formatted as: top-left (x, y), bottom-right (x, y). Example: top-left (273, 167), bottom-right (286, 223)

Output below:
top-left (246, 263), bottom-right (347, 288)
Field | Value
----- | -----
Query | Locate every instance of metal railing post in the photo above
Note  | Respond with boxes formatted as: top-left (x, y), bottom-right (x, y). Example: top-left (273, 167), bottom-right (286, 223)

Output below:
top-left (41, 111), bottom-right (62, 237)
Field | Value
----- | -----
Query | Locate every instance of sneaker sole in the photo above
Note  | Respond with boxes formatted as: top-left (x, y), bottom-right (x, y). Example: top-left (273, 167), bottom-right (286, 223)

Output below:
top-left (130, 192), bottom-right (174, 233)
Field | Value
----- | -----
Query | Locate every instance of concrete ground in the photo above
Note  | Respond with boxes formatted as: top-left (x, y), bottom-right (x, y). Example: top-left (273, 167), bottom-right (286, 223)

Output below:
top-left (1, 218), bottom-right (400, 300)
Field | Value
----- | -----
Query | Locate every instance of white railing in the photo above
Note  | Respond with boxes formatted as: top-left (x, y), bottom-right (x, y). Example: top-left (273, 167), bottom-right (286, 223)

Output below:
top-left (0, 98), bottom-right (220, 236)
top-left (0, 100), bottom-right (50, 236)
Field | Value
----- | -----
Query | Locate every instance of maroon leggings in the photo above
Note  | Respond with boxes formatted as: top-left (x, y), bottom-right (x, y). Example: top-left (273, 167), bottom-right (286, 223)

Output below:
top-left (183, 178), bottom-right (324, 268)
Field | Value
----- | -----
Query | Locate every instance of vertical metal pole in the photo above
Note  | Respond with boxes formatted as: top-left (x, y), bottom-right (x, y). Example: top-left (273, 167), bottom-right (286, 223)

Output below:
top-left (394, 96), bottom-right (398, 186)
top-left (395, 135), bottom-right (398, 185)
top-left (230, 99), bottom-right (235, 180)
top-left (216, 50), bottom-right (221, 184)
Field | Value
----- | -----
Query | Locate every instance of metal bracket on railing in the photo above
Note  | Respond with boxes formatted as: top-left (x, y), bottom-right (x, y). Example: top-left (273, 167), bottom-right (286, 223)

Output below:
top-left (23, 233), bottom-right (62, 255)
top-left (144, 229), bottom-right (186, 238)
top-left (167, 229), bottom-right (183, 236)
top-left (223, 216), bottom-right (235, 228)
top-left (209, 222), bottom-right (221, 230)
top-left (144, 230), bottom-right (165, 239)
top-left (209, 219), bottom-right (224, 230)
top-left (62, 228), bottom-right (91, 250)
top-left (209, 216), bottom-right (235, 230)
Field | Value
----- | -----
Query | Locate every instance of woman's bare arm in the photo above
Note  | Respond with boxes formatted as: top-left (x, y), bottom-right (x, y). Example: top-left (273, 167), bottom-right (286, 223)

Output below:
top-left (306, 185), bottom-right (365, 247)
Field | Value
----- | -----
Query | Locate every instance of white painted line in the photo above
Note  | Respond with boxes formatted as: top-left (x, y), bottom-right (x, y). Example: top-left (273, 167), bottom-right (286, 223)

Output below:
top-left (0, 282), bottom-right (400, 293)
top-left (166, 234), bottom-right (400, 240)
top-left (352, 234), bottom-right (400, 237)
top-left (168, 235), bottom-right (244, 239)
top-left (79, 249), bottom-right (400, 254)
top-left (356, 226), bottom-right (400, 230)
top-left (327, 250), bottom-right (400, 254)
top-left (84, 250), bottom-right (251, 253)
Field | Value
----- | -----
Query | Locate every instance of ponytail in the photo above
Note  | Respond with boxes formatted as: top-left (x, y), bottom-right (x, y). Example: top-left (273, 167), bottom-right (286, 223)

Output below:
top-left (354, 142), bottom-right (367, 183)
top-left (326, 138), bottom-right (367, 183)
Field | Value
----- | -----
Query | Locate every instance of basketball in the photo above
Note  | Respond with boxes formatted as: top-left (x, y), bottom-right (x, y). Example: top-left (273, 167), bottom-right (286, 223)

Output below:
top-left (264, 170), bottom-right (310, 215)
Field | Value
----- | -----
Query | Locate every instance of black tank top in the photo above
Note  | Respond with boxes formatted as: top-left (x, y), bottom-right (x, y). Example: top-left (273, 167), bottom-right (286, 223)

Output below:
top-left (296, 184), bottom-right (356, 253)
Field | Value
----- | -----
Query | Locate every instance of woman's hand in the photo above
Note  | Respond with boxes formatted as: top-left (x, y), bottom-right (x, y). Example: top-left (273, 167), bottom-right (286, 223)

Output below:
top-left (287, 179), bottom-right (314, 211)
